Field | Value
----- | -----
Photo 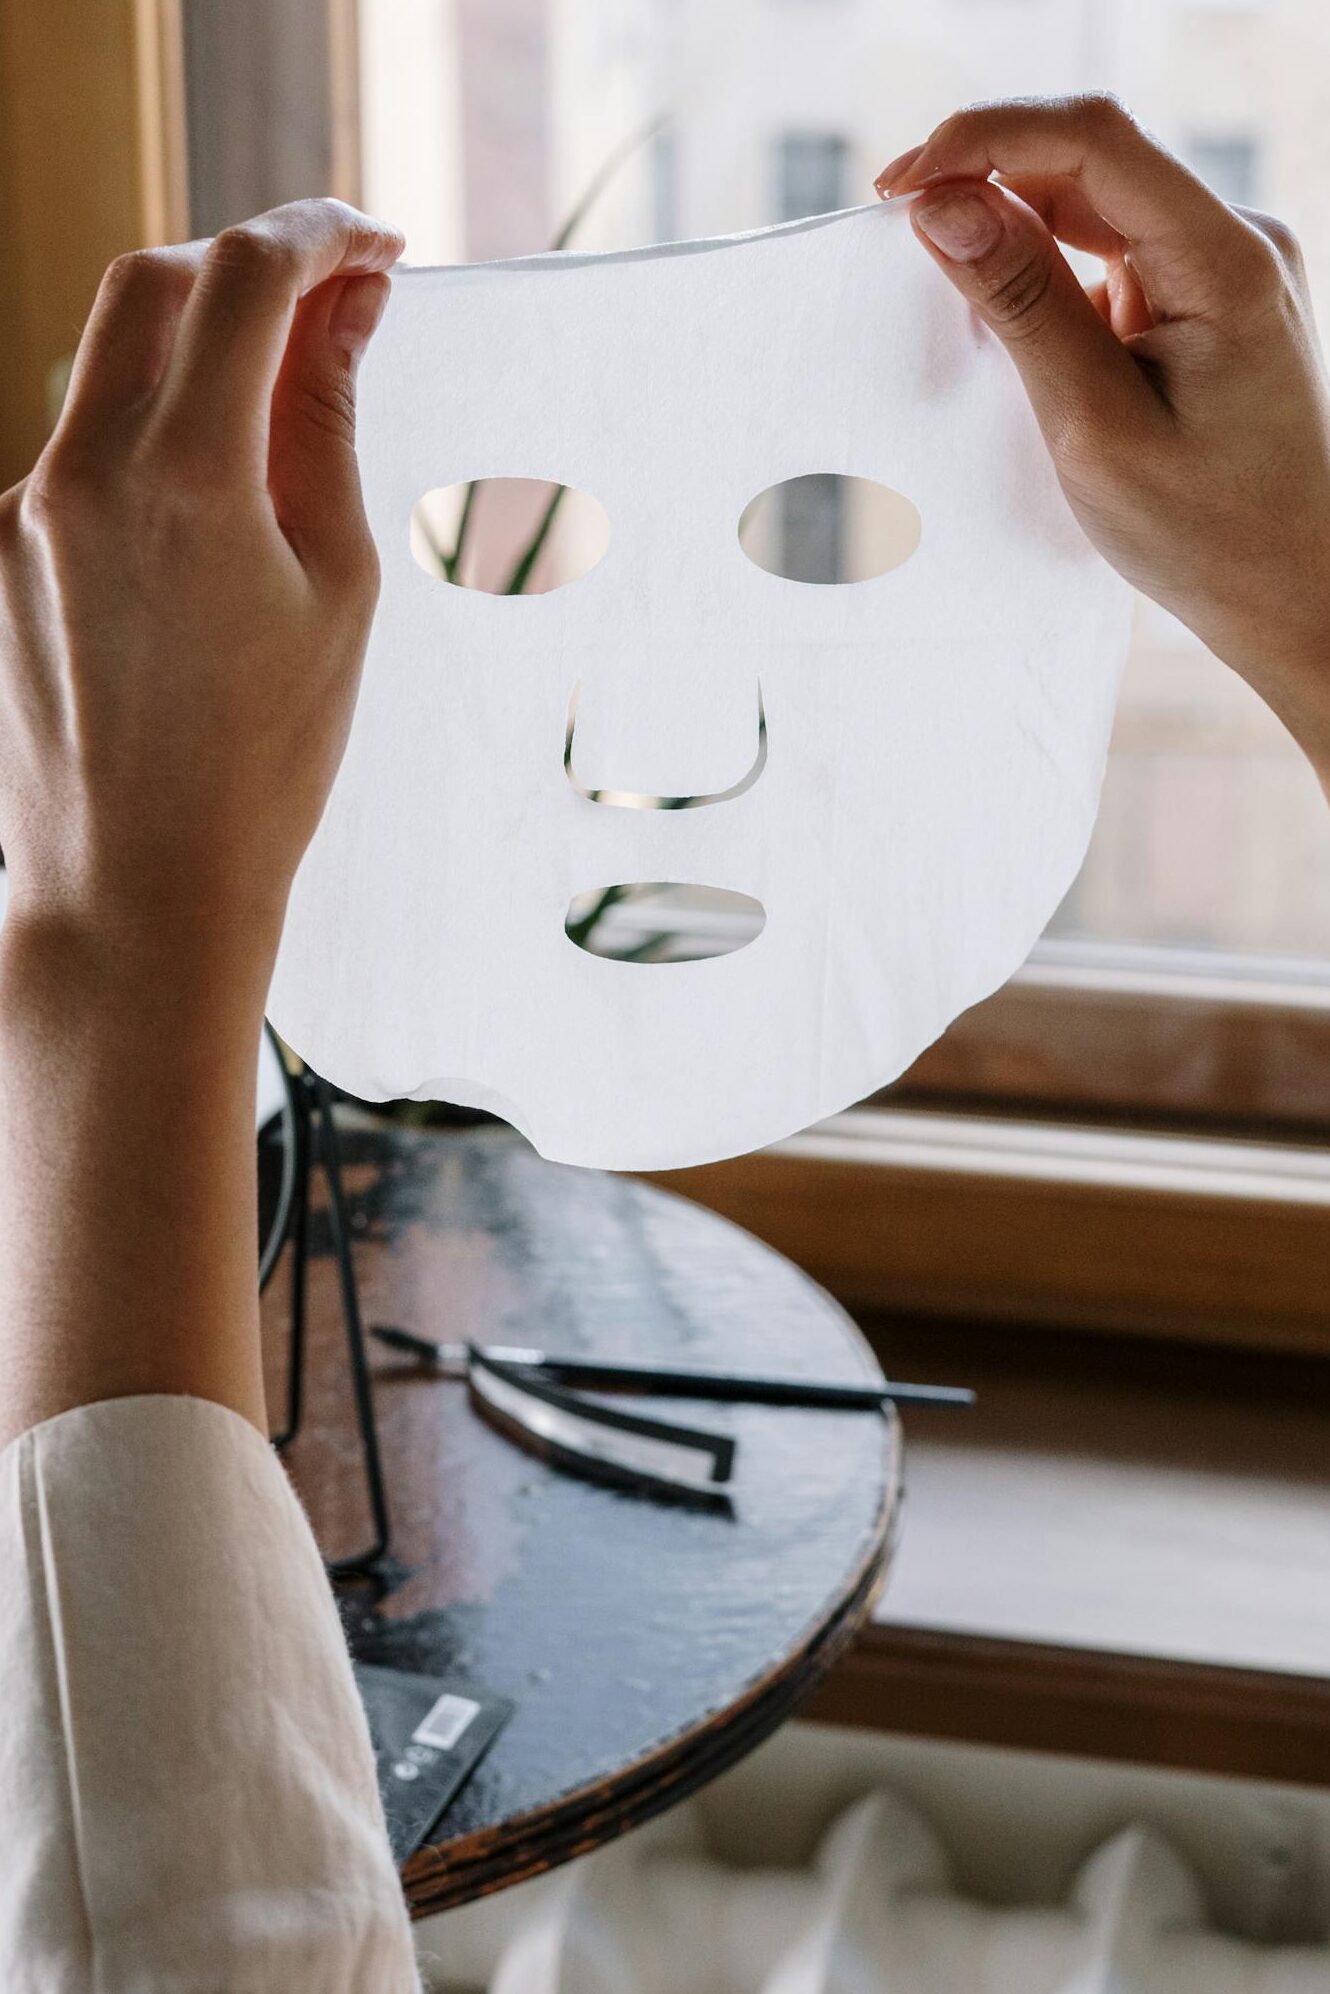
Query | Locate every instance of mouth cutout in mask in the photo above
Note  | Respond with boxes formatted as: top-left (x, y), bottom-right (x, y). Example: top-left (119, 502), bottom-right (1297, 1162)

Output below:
top-left (268, 203), bottom-right (1132, 1171)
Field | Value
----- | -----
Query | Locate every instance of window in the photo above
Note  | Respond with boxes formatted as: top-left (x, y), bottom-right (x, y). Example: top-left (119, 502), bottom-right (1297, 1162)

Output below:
top-left (353, 1), bottom-right (1330, 984)
top-left (355, 0), bottom-right (1324, 1345)
top-left (365, 8), bottom-right (1330, 1078)
top-left (1186, 134), bottom-right (1259, 206)
top-left (774, 131), bottom-right (848, 223)
top-left (651, 124), bottom-right (678, 243)
top-left (775, 471), bottom-right (844, 585)
top-left (769, 136), bottom-right (850, 576)
top-left (177, 4), bottom-right (1330, 998)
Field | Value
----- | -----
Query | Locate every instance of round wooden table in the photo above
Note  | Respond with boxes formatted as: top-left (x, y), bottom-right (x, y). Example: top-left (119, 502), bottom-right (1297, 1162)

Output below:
top-left (265, 1121), bottom-right (900, 1918)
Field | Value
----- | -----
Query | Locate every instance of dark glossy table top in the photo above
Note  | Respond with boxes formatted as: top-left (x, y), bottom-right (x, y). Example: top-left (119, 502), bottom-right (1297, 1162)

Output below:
top-left (264, 1120), bottom-right (900, 1915)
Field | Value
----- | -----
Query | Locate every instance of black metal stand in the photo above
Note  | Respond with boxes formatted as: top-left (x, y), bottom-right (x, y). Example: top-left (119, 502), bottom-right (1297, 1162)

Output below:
top-left (270, 1066), bottom-right (392, 1576)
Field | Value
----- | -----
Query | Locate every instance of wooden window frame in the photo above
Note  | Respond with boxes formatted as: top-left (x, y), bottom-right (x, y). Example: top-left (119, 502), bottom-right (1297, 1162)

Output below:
top-left (893, 935), bottom-right (1330, 1138)
top-left (648, 937), bottom-right (1330, 1353)
top-left (0, 0), bottom-right (358, 489)
top-left (0, 0), bottom-right (187, 487)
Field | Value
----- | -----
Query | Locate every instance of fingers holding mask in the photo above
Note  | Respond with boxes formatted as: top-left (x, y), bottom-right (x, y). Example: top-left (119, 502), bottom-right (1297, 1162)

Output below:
top-left (148, 198), bottom-right (403, 483)
top-left (45, 199), bottom-right (401, 506)
top-left (51, 241), bottom-right (209, 449)
top-left (873, 94), bottom-right (1330, 768)
top-left (891, 175), bottom-right (1163, 463)
top-left (877, 95), bottom-right (1256, 322)
top-left (267, 269), bottom-right (392, 587)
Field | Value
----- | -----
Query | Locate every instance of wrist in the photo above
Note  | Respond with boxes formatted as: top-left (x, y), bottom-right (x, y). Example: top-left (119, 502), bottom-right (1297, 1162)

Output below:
top-left (0, 890), bottom-right (278, 1052)
top-left (1192, 578), bottom-right (1330, 784)
top-left (0, 889), bottom-right (272, 1451)
top-left (1236, 646), bottom-right (1330, 789)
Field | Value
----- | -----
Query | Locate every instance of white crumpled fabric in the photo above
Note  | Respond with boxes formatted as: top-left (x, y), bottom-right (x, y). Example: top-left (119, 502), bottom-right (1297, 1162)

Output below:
top-left (0, 1394), bottom-right (420, 1993)
top-left (420, 1788), bottom-right (1330, 1993)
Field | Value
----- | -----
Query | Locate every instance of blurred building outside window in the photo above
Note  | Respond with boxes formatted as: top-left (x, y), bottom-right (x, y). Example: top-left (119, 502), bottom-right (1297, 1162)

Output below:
top-left (651, 124), bottom-right (678, 242)
top-left (1185, 133), bottom-right (1259, 206)
top-left (776, 130), bottom-right (848, 220)
top-left (773, 133), bottom-right (849, 578)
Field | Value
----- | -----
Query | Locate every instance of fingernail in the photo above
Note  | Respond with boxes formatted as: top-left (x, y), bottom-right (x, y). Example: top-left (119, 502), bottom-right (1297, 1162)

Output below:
top-left (913, 189), bottom-right (1002, 263)
top-left (330, 272), bottom-right (390, 358)
top-left (875, 144), bottom-right (925, 196)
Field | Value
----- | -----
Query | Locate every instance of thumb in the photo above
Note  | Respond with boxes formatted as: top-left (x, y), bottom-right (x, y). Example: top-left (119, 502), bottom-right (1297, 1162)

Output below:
top-left (909, 180), bottom-right (1149, 451)
top-left (268, 270), bottom-right (390, 579)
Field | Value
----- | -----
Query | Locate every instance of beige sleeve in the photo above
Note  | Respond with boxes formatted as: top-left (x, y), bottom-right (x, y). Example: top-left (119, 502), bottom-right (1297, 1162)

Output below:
top-left (0, 1393), bottom-right (421, 1994)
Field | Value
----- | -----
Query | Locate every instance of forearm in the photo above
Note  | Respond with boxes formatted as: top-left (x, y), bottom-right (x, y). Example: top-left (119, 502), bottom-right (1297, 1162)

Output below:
top-left (0, 202), bottom-right (399, 1457)
top-left (0, 908), bottom-right (270, 1448)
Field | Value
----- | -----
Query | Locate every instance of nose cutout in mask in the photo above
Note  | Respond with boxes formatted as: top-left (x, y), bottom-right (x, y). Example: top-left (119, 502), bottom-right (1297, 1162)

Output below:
top-left (564, 684), bottom-right (768, 810)
top-left (738, 474), bottom-right (922, 585)
top-left (409, 479), bottom-right (610, 594)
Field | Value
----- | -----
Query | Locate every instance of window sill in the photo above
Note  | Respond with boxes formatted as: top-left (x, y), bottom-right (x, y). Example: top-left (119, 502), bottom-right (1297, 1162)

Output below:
top-left (647, 1101), bottom-right (1330, 1353)
top-left (804, 1314), bottom-right (1330, 1784)
top-left (893, 936), bottom-right (1330, 1137)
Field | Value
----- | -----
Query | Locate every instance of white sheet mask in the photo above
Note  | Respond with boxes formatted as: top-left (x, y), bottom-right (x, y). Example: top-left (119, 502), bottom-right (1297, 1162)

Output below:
top-left (269, 202), bottom-right (1132, 1170)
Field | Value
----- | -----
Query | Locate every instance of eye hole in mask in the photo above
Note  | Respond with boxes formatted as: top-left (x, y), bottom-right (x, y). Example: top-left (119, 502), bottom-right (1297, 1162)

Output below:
top-left (410, 479), bottom-right (610, 594)
top-left (737, 474), bottom-right (921, 585)
top-left (566, 884), bottom-right (766, 964)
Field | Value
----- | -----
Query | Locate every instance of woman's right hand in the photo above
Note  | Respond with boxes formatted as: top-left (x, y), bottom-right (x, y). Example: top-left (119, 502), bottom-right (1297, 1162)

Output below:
top-left (877, 96), bottom-right (1330, 782)
top-left (0, 197), bottom-right (402, 995)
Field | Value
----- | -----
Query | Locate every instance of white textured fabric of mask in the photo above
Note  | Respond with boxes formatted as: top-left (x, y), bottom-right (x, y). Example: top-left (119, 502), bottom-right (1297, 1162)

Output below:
top-left (269, 202), bottom-right (1132, 1169)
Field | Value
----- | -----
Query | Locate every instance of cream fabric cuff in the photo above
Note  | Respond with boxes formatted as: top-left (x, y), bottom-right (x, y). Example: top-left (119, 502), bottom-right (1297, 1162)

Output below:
top-left (0, 1393), bottom-right (420, 1993)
